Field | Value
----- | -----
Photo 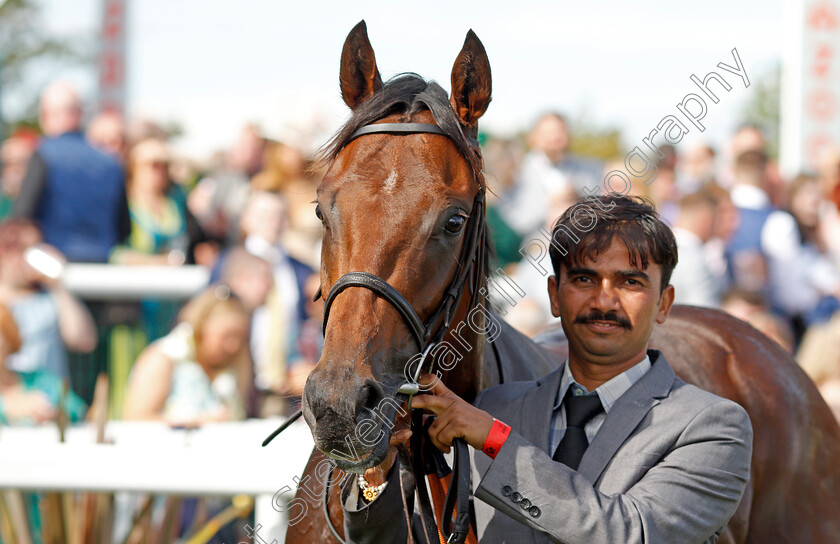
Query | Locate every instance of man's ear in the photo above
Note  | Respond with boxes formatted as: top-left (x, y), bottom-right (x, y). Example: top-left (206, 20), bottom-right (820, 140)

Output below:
top-left (656, 284), bottom-right (675, 324)
top-left (547, 275), bottom-right (562, 318)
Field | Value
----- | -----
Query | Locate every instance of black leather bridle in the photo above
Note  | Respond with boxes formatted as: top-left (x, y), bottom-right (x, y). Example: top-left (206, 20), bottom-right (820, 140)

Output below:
top-left (263, 121), bottom-right (486, 544)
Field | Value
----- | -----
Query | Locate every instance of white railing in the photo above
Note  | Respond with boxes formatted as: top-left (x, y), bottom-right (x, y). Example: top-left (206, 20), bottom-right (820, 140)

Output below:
top-left (61, 264), bottom-right (211, 301)
top-left (0, 418), bottom-right (315, 542)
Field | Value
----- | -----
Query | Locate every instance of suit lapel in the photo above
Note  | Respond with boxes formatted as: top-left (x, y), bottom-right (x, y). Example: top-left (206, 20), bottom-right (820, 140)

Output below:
top-left (577, 351), bottom-right (676, 484)
top-left (520, 365), bottom-right (564, 453)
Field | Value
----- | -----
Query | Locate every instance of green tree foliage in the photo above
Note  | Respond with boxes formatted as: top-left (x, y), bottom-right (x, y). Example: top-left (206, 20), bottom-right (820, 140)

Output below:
top-left (568, 124), bottom-right (623, 161)
top-left (739, 63), bottom-right (781, 159)
top-left (0, 0), bottom-right (90, 134)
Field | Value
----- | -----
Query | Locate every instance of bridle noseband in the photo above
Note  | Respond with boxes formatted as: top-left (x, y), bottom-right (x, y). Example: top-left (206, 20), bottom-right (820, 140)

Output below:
top-left (264, 121), bottom-right (485, 544)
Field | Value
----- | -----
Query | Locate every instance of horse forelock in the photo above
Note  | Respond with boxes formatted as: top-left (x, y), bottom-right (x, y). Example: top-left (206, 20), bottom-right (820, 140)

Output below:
top-left (319, 73), bottom-right (485, 189)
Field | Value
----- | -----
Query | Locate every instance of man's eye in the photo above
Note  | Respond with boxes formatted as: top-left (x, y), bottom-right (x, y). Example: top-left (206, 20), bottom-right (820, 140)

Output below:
top-left (574, 276), bottom-right (591, 283)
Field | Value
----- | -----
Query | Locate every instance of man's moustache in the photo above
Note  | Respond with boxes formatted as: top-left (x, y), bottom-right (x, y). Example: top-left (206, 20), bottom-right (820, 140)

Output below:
top-left (574, 312), bottom-right (632, 329)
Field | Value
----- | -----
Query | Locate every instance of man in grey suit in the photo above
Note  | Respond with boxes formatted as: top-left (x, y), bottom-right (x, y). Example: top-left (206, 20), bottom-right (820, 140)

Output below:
top-left (342, 195), bottom-right (753, 543)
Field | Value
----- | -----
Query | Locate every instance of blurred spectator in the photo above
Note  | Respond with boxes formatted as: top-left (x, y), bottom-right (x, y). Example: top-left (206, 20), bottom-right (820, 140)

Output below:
top-left (722, 125), bottom-right (785, 206)
top-left (483, 137), bottom-right (526, 269)
top-left (816, 144), bottom-right (840, 211)
top-left (731, 125), bottom-right (766, 158)
top-left (0, 303), bottom-right (87, 424)
top-left (508, 185), bottom-right (579, 327)
top-left (648, 144), bottom-right (680, 225)
top-left (786, 174), bottom-right (840, 326)
top-left (702, 183), bottom-right (737, 298)
top-left (188, 124), bottom-right (265, 246)
top-left (123, 287), bottom-right (252, 426)
top-left (678, 143), bottom-right (716, 194)
top-left (670, 190), bottom-right (723, 308)
top-left (126, 117), bottom-right (170, 144)
top-left (296, 272), bottom-right (324, 367)
top-left (719, 125), bottom-right (766, 189)
top-left (219, 247), bottom-right (317, 416)
top-left (87, 110), bottom-right (127, 162)
top-left (726, 156), bottom-right (839, 331)
top-left (218, 247), bottom-right (278, 403)
top-left (233, 192), bottom-right (314, 414)
top-left (721, 288), bottom-right (794, 352)
top-left (0, 128), bottom-right (40, 219)
top-left (110, 138), bottom-right (207, 341)
top-left (111, 138), bottom-right (205, 266)
top-left (0, 220), bottom-right (97, 380)
top-left (252, 140), bottom-right (320, 266)
top-left (220, 246), bottom-right (273, 313)
top-left (726, 150), bottom-right (775, 292)
top-left (239, 191), bottom-right (312, 327)
top-left (251, 140), bottom-right (305, 193)
top-left (498, 113), bottom-right (601, 237)
top-left (797, 311), bottom-right (840, 422)
top-left (11, 81), bottom-right (130, 263)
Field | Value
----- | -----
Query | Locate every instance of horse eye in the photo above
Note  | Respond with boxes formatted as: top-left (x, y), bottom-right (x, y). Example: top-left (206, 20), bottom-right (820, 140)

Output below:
top-left (444, 215), bottom-right (466, 234)
top-left (315, 205), bottom-right (324, 222)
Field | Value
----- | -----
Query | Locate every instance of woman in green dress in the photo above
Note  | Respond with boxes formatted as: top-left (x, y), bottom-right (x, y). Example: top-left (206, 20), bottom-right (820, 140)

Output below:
top-left (110, 139), bottom-right (206, 342)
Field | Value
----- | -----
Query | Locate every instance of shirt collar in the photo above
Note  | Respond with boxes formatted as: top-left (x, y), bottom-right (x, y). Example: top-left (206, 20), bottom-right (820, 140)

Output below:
top-left (672, 227), bottom-right (703, 248)
top-left (244, 235), bottom-right (286, 263)
top-left (554, 354), bottom-right (652, 414)
top-left (730, 184), bottom-right (770, 210)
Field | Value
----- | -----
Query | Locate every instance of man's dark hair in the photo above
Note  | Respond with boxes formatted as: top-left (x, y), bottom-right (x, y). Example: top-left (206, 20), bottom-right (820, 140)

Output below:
top-left (548, 195), bottom-right (678, 294)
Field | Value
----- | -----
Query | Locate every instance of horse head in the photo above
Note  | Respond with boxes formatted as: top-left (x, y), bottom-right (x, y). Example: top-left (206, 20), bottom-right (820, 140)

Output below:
top-left (302, 20), bottom-right (492, 472)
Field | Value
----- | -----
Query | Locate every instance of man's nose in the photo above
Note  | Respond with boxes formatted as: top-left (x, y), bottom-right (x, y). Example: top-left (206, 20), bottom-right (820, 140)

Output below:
top-left (592, 280), bottom-right (621, 310)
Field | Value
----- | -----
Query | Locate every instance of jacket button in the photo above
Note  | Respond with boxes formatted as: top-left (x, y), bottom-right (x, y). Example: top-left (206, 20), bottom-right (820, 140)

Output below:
top-left (529, 506), bottom-right (541, 518)
top-left (519, 498), bottom-right (531, 509)
top-left (501, 485), bottom-right (512, 497)
top-left (511, 492), bottom-right (523, 503)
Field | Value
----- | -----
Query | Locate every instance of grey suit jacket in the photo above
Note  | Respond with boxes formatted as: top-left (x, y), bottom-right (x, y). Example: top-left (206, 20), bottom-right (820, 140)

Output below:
top-left (342, 350), bottom-right (753, 544)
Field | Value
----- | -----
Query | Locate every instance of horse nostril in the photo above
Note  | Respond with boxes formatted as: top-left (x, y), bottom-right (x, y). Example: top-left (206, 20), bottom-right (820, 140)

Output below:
top-left (357, 379), bottom-right (384, 416)
top-left (303, 376), bottom-right (326, 422)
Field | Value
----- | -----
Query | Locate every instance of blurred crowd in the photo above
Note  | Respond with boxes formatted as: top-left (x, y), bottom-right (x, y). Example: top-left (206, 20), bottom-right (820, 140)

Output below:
top-left (1, 81), bottom-right (840, 432)
top-left (0, 81), bottom-right (323, 429)
top-left (485, 112), bottom-right (840, 421)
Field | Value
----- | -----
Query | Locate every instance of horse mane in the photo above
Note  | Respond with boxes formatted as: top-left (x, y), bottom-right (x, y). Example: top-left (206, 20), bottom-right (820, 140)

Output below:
top-left (319, 73), bottom-right (485, 189)
top-left (319, 72), bottom-right (494, 276)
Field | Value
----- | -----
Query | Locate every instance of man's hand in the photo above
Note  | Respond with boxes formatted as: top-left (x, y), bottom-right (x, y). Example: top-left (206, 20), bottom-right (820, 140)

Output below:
top-left (411, 373), bottom-right (494, 453)
top-left (364, 424), bottom-right (411, 487)
top-left (361, 373), bottom-right (494, 489)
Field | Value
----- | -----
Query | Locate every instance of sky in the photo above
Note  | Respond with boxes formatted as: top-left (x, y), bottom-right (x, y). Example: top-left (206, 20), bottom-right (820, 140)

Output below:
top-left (17, 0), bottom-right (785, 158)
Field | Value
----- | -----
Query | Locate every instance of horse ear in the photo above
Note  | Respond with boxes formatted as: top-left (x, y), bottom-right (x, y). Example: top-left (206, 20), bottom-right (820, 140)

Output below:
top-left (450, 30), bottom-right (492, 128)
top-left (340, 20), bottom-right (383, 110)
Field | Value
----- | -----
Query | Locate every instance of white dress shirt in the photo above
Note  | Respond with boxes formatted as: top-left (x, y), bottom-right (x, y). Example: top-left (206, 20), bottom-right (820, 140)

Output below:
top-left (549, 355), bottom-right (652, 455)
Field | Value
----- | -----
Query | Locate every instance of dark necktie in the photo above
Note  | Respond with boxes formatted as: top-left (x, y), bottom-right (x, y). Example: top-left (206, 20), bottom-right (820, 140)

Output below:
top-left (552, 389), bottom-right (604, 470)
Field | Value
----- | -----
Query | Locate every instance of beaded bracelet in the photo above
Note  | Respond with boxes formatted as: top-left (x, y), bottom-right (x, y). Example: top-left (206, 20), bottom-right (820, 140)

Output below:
top-left (358, 474), bottom-right (388, 502)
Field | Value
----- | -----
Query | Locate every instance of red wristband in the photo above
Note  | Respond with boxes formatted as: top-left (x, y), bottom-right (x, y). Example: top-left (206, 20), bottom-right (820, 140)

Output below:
top-left (482, 418), bottom-right (511, 459)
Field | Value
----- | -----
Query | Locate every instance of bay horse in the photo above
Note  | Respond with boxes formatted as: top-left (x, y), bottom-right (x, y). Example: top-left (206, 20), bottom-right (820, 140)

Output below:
top-left (282, 20), bottom-right (840, 543)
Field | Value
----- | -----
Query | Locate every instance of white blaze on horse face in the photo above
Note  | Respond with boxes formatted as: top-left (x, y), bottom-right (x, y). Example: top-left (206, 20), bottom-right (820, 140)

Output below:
top-left (383, 169), bottom-right (397, 192)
